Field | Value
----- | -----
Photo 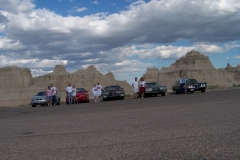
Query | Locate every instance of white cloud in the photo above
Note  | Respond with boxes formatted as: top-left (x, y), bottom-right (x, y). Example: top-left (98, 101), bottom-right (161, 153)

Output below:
top-left (232, 55), bottom-right (240, 59)
top-left (0, 0), bottom-right (240, 83)
top-left (91, 1), bottom-right (99, 4)
top-left (0, 0), bottom-right (35, 13)
top-left (76, 7), bottom-right (88, 12)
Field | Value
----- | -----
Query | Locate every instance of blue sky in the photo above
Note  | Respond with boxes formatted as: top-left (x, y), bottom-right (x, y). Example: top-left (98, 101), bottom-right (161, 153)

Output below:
top-left (0, 0), bottom-right (240, 83)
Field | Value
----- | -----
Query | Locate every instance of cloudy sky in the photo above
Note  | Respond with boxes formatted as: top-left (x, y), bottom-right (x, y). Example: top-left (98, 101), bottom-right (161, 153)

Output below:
top-left (0, 0), bottom-right (240, 83)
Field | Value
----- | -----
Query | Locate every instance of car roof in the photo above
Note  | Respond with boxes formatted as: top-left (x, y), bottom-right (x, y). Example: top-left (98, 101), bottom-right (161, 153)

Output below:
top-left (105, 85), bottom-right (120, 87)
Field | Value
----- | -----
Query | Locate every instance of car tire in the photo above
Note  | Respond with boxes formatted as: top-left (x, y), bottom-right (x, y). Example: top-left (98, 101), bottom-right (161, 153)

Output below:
top-left (121, 97), bottom-right (124, 100)
top-left (40, 104), bottom-right (44, 106)
top-left (103, 98), bottom-right (107, 101)
top-left (32, 104), bottom-right (36, 107)
top-left (201, 89), bottom-right (205, 92)
top-left (162, 93), bottom-right (165, 96)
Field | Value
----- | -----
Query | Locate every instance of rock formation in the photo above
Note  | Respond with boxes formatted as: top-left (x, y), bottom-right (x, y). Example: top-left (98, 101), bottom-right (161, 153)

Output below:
top-left (34, 65), bottom-right (132, 102)
top-left (0, 50), bottom-right (239, 107)
top-left (0, 65), bottom-right (132, 107)
top-left (142, 50), bottom-right (240, 90)
top-left (0, 66), bottom-right (41, 107)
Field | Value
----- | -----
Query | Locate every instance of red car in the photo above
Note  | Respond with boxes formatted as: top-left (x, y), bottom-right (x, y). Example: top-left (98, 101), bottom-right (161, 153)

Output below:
top-left (66, 88), bottom-right (89, 104)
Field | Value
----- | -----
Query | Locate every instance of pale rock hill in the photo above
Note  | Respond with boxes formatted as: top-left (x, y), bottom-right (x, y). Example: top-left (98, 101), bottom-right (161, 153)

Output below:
top-left (142, 50), bottom-right (240, 90)
top-left (34, 65), bottom-right (132, 103)
top-left (0, 66), bottom-right (41, 107)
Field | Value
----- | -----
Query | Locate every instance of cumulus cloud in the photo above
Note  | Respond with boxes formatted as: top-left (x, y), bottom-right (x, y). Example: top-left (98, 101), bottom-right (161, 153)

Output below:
top-left (76, 7), bottom-right (88, 12)
top-left (0, 0), bottom-right (240, 83)
top-left (0, 0), bottom-right (35, 13)
top-left (91, 1), bottom-right (99, 4)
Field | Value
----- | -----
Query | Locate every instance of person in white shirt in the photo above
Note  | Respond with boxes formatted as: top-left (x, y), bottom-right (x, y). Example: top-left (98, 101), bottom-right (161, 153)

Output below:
top-left (92, 84), bottom-right (99, 102)
top-left (72, 85), bottom-right (78, 104)
top-left (139, 77), bottom-right (146, 98)
top-left (96, 82), bottom-right (102, 96)
top-left (51, 84), bottom-right (57, 105)
top-left (66, 83), bottom-right (73, 104)
top-left (132, 77), bottom-right (138, 99)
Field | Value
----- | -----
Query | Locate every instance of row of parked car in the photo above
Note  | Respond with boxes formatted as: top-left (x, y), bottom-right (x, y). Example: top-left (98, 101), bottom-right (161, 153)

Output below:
top-left (31, 78), bottom-right (207, 107)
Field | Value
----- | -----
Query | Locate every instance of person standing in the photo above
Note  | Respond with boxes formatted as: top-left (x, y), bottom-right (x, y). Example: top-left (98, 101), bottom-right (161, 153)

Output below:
top-left (51, 84), bottom-right (57, 105)
top-left (66, 83), bottom-right (73, 104)
top-left (178, 74), bottom-right (184, 94)
top-left (92, 84), bottom-right (99, 102)
top-left (46, 86), bottom-right (52, 106)
top-left (181, 74), bottom-right (187, 94)
top-left (139, 77), bottom-right (145, 98)
top-left (132, 77), bottom-right (138, 99)
top-left (96, 82), bottom-right (102, 97)
top-left (72, 85), bottom-right (78, 104)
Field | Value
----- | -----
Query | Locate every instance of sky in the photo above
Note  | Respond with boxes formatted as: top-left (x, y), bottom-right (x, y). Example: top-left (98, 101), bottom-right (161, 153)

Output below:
top-left (0, 0), bottom-right (240, 84)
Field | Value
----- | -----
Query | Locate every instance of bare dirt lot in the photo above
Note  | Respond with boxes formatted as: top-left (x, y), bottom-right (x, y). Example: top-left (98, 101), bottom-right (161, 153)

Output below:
top-left (0, 89), bottom-right (240, 160)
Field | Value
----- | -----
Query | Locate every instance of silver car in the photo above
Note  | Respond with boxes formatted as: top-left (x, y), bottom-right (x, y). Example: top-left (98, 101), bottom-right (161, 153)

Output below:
top-left (31, 91), bottom-right (60, 107)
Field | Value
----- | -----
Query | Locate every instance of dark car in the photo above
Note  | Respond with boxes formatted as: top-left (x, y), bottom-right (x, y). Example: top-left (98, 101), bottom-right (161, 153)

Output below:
top-left (102, 85), bottom-right (125, 101)
top-left (172, 78), bottom-right (207, 94)
top-left (66, 88), bottom-right (89, 104)
top-left (187, 79), bottom-right (207, 92)
top-left (139, 82), bottom-right (167, 97)
top-left (31, 91), bottom-right (60, 107)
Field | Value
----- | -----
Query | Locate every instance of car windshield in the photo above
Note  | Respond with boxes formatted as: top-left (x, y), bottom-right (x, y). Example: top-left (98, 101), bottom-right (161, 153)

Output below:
top-left (36, 91), bottom-right (46, 96)
top-left (187, 79), bottom-right (198, 83)
top-left (146, 83), bottom-right (155, 87)
top-left (104, 86), bottom-right (121, 90)
top-left (76, 88), bottom-right (85, 92)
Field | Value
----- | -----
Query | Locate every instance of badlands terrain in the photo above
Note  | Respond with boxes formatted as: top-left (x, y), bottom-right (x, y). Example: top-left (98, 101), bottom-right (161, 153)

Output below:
top-left (0, 50), bottom-right (239, 107)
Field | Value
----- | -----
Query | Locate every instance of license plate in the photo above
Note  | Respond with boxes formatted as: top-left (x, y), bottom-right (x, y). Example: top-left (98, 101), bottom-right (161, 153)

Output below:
top-left (190, 89), bottom-right (194, 91)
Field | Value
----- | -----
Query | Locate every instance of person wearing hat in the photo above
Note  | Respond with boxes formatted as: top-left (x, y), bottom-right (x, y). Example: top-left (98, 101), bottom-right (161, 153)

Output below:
top-left (132, 77), bottom-right (138, 99)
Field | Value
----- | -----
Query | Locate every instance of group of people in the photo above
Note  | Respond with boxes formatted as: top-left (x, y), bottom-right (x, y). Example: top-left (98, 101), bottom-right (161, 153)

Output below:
top-left (46, 84), bottom-right (58, 106)
top-left (66, 83), bottom-right (79, 104)
top-left (178, 74), bottom-right (188, 94)
top-left (132, 77), bottom-right (146, 99)
top-left (92, 82), bottom-right (102, 102)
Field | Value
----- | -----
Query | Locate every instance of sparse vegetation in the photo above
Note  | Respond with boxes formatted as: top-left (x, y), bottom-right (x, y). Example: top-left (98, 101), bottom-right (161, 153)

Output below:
top-left (207, 85), bottom-right (221, 90)
top-left (125, 94), bottom-right (132, 97)
top-left (232, 84), bottom-right (240, 87)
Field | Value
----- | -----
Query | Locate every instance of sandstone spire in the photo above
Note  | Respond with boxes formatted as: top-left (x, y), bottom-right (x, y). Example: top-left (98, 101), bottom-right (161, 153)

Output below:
top-left (51, 65), bottom-right (70, 75)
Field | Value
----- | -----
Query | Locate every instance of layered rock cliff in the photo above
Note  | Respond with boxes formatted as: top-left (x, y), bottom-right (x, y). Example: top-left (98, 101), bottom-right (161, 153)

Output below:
top-left (142, 50), bottom-right (240, 90)
top-left (1, 50), bottom-right (239, 107)
top-left (34, 65), bottom-right (132, 102)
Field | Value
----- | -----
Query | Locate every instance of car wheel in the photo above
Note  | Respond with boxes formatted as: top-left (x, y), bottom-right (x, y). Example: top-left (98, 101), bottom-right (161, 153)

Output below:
top-left (41, 104), bottom-right (44, 106)
top-left (201, 89), bottom-right (205, 92)
top-left (121, 96), bottom-right (124, 100)
top-left (103, 98), bottom-right (107, 101)
top-left (162, 93), bottom-right (165, 96)
top-left (32, 104), bottom-right (36, 107)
